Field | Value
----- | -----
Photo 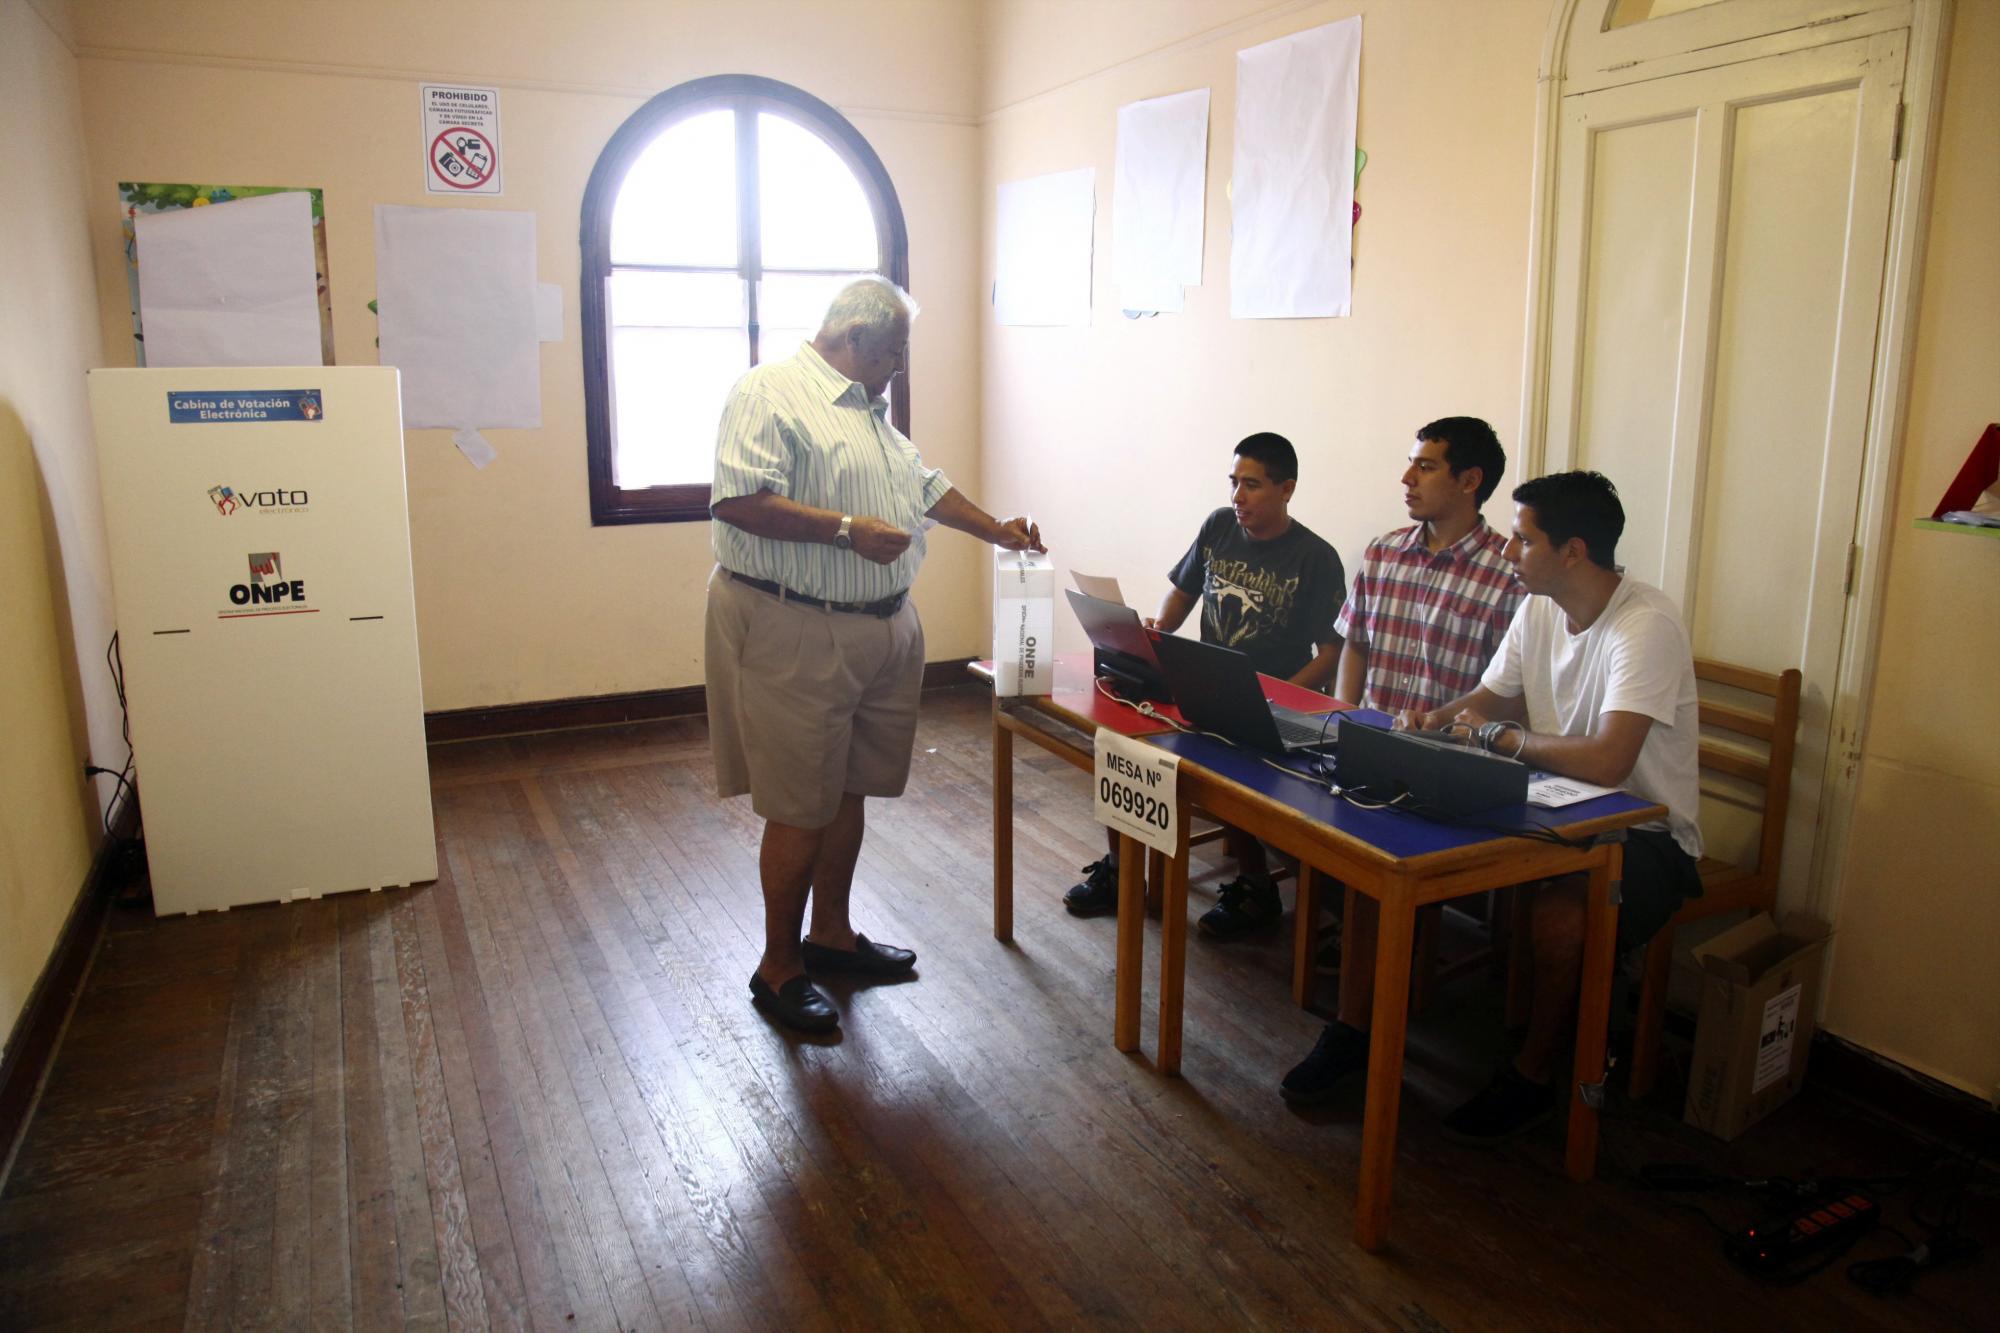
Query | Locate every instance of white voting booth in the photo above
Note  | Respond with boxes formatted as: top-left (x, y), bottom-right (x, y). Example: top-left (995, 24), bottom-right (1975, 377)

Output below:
top-left (88, 367), bottom-right (437, 914)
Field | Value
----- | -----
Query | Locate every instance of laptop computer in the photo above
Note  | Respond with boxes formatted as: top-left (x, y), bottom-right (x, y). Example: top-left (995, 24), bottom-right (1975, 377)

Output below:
top-left (1333, 715), bottom-right (1529, 814)
top-left (1149, 633), bottom-right (1340, 754)
top-left (1065, 589), bottom-right (1171, 701)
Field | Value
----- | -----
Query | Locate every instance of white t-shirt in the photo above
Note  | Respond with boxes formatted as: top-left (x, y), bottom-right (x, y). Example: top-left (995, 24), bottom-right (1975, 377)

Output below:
top-left (1480, 577), bottom-right (1703, 859)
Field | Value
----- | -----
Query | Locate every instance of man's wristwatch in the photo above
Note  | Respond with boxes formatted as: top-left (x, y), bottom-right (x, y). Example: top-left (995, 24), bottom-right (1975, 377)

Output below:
top-left (1474, 720), bottom-right (1522, 757)
top-left (833, 514), bottom-right (854, 550)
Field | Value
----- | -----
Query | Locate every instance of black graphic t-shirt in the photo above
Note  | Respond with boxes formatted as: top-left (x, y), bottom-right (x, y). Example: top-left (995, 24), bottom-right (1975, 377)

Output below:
top-left (1168, 508), bottom-right (1346, 681)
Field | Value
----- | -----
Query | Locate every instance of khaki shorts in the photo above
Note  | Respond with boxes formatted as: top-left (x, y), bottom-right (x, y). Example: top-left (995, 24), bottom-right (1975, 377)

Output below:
top-left (705, 566), bottom-right (925, 829)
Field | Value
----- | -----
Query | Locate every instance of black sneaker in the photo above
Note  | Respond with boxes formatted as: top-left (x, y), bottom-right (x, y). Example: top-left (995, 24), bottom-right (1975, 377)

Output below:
top-left (1280, 1021), bottom-right (1369, 1105)
top-left (1197, 874), bottom-right (1282, 938)
top-left (1063, 857), bottom-right (1119, 917)
top-left (1314, 919), bottom-right (1343, 975)
top-left (1440, 1064), bottom-right (1556, 1145)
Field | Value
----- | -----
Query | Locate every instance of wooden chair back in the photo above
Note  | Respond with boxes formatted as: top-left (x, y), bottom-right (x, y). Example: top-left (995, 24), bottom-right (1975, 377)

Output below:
top-left (1625, 658), bottom-right (1802, 1098)
top-left (1691, 658), bottom-right (1803, 898)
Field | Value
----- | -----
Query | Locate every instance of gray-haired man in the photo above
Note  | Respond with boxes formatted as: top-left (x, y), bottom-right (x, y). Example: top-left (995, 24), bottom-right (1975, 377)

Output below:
top-left (706, 277), bottom-right (1044, 1033)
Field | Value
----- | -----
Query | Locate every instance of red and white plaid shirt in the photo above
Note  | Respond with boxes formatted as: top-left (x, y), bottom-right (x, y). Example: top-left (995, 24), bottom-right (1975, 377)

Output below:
top-left (1334, 520), bottom-right (1523, 715)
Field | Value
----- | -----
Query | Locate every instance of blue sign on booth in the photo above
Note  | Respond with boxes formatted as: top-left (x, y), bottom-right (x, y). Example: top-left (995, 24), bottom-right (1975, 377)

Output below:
top-left (168, 389), bottom-right (324, 423)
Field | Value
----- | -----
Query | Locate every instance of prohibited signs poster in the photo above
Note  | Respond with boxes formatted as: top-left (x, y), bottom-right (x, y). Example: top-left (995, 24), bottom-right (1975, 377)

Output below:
top-left (422, 84), bottom-right (503, 195)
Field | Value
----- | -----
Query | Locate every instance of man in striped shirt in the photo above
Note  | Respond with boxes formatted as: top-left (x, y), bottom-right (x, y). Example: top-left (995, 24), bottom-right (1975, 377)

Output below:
top-left (1331, 417), bottom-right (1522, 715)
top-left (706, 277), bottom-right (1044, 1034)
top-left (1282, 416), bottom-right (1523, 1104)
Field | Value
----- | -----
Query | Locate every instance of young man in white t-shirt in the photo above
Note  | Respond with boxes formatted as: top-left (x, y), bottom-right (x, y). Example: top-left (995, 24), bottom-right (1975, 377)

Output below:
top-left (1282, 470), bottom-right (1703, 1144)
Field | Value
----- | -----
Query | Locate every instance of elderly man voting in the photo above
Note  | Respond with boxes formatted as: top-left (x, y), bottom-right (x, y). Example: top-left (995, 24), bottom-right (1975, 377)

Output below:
top-left (706, 277), bottom-right (1044, 1034)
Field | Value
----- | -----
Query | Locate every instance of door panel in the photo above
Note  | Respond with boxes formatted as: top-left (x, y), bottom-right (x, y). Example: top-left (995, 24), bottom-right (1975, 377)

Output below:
top-left (1542, 31), bottom-right (1906, 909)
top-left (1694, 86), bottom-right (1863, 668)
top-left (1573, 115), bottom-right (1698, 592)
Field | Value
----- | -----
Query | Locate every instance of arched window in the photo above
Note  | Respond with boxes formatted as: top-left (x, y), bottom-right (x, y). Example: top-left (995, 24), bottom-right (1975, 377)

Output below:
top-left (581, 76), bottom-right (909, 525)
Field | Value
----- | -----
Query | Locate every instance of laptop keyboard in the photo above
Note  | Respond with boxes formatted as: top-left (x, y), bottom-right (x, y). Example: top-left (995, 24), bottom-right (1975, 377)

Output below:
top-left (1274, 711), bottom-right (1334, 747)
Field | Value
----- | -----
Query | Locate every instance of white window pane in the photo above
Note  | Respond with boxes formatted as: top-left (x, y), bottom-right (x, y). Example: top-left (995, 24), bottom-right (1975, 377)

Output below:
top-left (611, 269), bottom-right (743, 328)
top-left (611, 326), bottom-right (747, 487)
top-left (758, 271), bottom-right (876, 359)
top-left (612, 109), bottom-right (737, 268)
top-left (758, 113), bottom-right (878, 271)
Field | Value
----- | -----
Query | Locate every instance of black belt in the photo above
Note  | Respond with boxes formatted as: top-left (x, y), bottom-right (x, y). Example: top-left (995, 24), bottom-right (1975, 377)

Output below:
top-left (729, 570), bottom-right (907, 618)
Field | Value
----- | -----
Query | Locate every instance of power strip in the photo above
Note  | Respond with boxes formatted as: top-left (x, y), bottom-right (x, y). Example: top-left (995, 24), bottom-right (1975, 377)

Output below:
top-left (1725, 1191), bottom-right (1879, 1274)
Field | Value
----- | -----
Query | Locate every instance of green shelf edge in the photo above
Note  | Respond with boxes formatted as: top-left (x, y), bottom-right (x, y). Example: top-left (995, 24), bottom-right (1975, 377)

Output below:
top-left (1914, 518), bottom-right (2000, 540)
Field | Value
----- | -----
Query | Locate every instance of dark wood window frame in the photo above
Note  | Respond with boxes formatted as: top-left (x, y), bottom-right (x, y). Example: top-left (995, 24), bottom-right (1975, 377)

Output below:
top-left (581, 75), bottom-right (911, 526)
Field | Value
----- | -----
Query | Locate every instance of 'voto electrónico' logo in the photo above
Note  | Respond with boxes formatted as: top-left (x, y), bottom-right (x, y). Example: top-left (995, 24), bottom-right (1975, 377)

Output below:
top-left (221, 552), bottom-right (317, 618)
top-left (208, 484), bottom-right (309, 515)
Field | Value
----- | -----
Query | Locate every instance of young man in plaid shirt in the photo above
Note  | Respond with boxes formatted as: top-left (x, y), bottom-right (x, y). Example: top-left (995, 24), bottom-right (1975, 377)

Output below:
top-left (1283, 417), bottom-right (1523, 1102)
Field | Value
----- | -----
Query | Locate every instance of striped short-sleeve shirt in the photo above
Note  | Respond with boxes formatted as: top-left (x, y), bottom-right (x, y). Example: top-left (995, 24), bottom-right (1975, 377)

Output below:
top-left (1332, 519), bottom-right (1524, 715)
top-left (711, 342), bottom-right (953, 603)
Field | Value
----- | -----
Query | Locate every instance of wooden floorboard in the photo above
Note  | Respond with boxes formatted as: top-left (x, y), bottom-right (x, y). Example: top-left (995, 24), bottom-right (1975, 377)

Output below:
top-left (1, 686), bottom-right (1992, 1331)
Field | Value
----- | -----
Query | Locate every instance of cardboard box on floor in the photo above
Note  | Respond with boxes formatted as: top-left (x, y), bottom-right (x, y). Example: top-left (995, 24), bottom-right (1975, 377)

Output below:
top-left (1684, 913), bottom-right (1832, 1140)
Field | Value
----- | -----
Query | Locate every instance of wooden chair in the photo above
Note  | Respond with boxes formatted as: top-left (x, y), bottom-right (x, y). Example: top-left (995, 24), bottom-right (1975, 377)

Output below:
top-left (1626, 658), bottom-right (1802, 1098)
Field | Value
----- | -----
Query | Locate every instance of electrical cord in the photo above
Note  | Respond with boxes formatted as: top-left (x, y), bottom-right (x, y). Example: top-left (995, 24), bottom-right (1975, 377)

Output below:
top-left (88, 632), bottom-right (139, 839)
top-left (1338, 784), bottom-right (1598, 849)
top-left (1090, 678), bottom-right (1345, 791)
top-left (1846, 1153), bottom-right (1984, 1295)
top-left (1638, 1153), bottom-right (1988, 1295)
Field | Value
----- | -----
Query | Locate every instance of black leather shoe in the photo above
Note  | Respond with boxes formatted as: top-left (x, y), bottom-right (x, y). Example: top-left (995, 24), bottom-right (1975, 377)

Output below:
top-left (748, 972), bottom-right (839, 1032)
top-left (800, 933), bottom-right (917, 976)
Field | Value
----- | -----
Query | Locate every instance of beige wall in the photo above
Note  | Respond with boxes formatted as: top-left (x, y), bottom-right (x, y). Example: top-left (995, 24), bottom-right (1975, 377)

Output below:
top-left (13, 0), bottom-right (1990, 1099)
top-left (1820, 0), bottom-right (2000, 1102)
top-left (978, 0), bottom-right (1548, 663)
top-left (0, 0), bottom-right (112, 1050)
top-left (71, 0), bottom-right (987, 711)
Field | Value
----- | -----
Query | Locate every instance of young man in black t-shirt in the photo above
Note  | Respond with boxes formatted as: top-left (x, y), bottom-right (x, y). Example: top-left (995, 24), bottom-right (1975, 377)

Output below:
top-left (1064, 432), bottom-right (1346, 935)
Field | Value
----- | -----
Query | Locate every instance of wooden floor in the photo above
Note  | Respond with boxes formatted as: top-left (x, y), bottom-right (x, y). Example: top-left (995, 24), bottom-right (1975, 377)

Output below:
top-left (1, 686), bottom-right (1990, 1330)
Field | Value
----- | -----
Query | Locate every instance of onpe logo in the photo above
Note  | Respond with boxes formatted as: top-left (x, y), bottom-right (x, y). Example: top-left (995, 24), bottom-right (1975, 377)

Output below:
top-left (229, 552), bottom-right (306, 606)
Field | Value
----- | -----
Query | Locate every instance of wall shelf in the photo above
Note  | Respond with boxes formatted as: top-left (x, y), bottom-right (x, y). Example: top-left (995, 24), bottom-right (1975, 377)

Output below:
top-left (1913, 518), bottom-right (2000, 540)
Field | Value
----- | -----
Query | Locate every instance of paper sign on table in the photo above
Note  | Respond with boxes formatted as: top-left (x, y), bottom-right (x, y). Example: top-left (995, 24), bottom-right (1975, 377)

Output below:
top-left (1095, 727), bottom-right (1181, 857)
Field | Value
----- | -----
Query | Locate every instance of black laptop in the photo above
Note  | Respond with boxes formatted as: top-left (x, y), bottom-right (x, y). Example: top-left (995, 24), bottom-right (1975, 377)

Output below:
top-left (1065, 589), bottom-right (1171, 702)
top-left (1333, 716), bottom-right (1529, 814)
top-left (1149, 633), bottom-right (1339, 754)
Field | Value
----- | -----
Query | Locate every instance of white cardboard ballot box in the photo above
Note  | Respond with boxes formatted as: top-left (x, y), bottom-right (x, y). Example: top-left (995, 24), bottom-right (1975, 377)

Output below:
top-left (88, 368), bottom-right (437, 914)
top-left (992, 548), bottom-right (1055, 697)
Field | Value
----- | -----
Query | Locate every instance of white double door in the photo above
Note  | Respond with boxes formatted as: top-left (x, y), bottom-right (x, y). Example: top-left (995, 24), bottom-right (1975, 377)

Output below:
top-left (1540, 30), bottom-right (1906, 908)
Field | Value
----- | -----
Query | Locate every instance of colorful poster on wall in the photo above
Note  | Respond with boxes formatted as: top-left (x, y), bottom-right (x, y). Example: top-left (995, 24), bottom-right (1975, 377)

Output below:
top-left (119, 183), bottom-right (334, 366)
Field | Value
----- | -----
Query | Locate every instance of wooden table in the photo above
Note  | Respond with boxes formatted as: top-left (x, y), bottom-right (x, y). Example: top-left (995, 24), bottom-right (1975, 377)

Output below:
top-left (977, 658), bottom-right (1666, 1251)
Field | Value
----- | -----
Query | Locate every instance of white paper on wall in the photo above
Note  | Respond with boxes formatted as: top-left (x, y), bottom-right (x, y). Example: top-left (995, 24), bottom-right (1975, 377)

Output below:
top-left (535, 282), bottom-right (562, 342)
top-left (994, 168), bottom-right (1096, 327)
top-left (1113, 88), bottom-right (1209, 314)
top-left (1230, 17), bottom-right (1362, 319)
top-left (134, 191), bottom-right (324, 367)
top-left (374, 204), bottom-right (541, 435)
